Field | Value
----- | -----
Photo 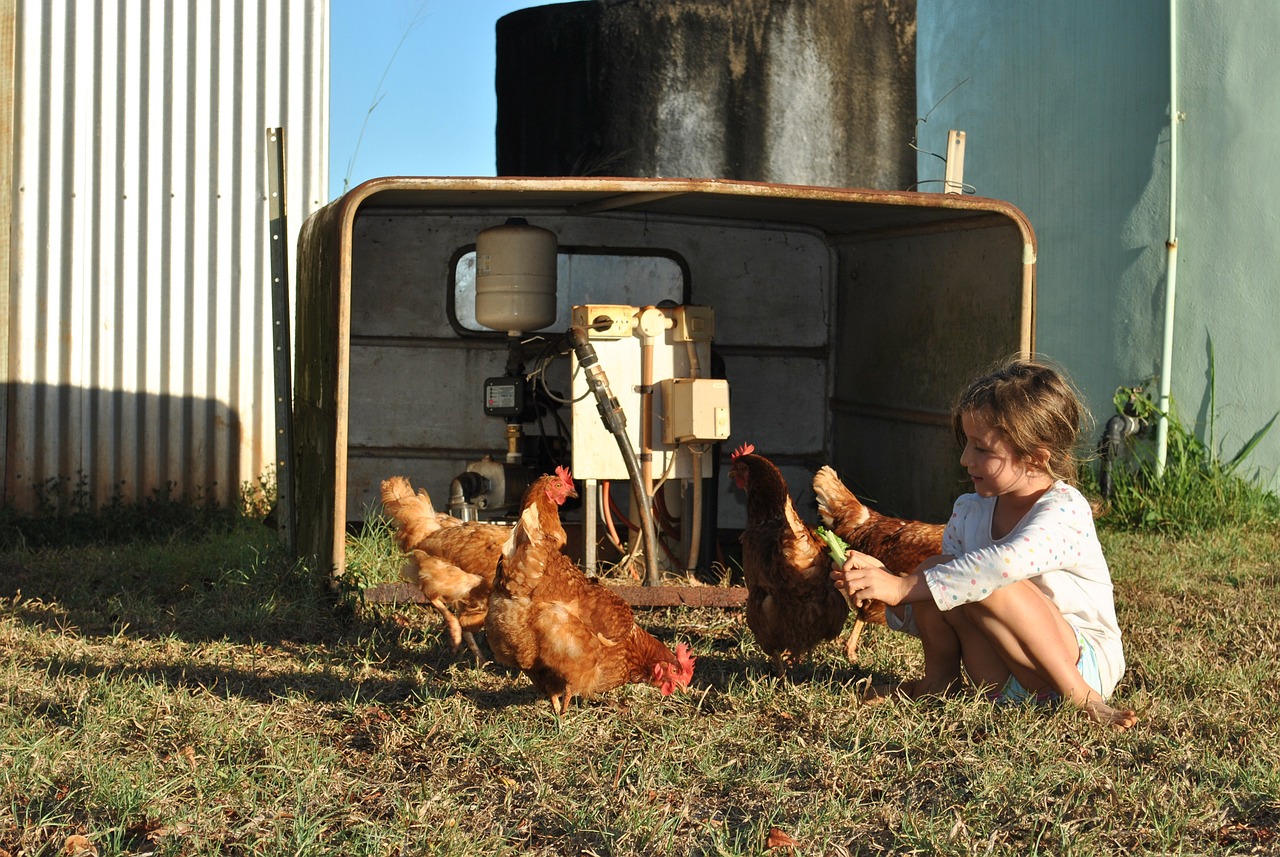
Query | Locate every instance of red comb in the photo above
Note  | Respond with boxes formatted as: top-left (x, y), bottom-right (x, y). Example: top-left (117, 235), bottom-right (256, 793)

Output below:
top-left (731, 443), bottom-right (756, 460)
top-left (555, 465), bottom-right (572, 485)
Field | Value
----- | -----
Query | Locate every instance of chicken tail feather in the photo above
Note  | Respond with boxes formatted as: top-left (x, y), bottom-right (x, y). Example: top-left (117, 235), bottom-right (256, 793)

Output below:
top-left (812, 465), bottom-right (869, 529)
top-left (381, 476), bottom-right (455, 550)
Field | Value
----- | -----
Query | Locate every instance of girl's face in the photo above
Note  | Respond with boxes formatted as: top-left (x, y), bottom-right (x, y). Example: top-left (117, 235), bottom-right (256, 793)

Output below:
top-left (958, 411), bottom-right (1050, 498)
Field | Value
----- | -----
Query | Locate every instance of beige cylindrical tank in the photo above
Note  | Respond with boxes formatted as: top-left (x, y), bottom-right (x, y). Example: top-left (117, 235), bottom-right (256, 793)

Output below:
top-left (474, 219), bottom-right (558, 334)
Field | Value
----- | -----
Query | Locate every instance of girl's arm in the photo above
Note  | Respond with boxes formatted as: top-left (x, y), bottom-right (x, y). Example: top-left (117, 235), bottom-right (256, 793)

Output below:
top-left (925, 486), bottom-right (1094, 609)
top-left (831, 551), bottom-right (954, 607)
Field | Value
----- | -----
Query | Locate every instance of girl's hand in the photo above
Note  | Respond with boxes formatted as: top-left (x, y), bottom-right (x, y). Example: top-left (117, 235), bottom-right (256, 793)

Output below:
top-left (830, 549), bottom-right (910, 607)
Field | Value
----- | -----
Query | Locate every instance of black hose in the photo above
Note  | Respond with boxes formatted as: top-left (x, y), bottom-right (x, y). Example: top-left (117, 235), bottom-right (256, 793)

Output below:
top-left (569, 326), bottom-right (661, 586)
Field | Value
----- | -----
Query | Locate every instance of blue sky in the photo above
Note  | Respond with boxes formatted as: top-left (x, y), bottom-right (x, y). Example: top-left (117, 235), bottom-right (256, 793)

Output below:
top-left (328, 0), bottom-right (555, 201)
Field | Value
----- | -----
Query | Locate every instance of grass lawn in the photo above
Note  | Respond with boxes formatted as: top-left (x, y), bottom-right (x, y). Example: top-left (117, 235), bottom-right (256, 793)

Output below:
top-left (2, 514), bottom-right (1278, 855)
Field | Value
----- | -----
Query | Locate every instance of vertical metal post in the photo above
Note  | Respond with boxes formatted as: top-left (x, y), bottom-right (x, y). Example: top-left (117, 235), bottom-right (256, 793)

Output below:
top-left (944, 130), bottom-right (966, 194)
top-left (584, 478), bottom-right (598, 576)
top-left (266, 127), bottom-right (297, 553)
top-left (0, 2), bottom-right (14, 498)
top-left (1156, 0), bottom-right (1181, 478)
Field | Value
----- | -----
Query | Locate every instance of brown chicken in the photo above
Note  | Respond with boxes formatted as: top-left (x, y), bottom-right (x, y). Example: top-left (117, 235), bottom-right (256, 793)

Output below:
top-left (485, 469), bottom-right (696, 715)
top-left (728, 443), bottom-right (850, 676)
top-left (380, 469), bottom-right (576, 664)
top-left (811, 464), bottom-right (945, 661)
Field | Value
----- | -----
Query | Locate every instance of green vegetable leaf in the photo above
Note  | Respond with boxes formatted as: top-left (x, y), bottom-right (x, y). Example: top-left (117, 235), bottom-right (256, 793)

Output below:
top-left (815, 526), bottom-right (850, 564)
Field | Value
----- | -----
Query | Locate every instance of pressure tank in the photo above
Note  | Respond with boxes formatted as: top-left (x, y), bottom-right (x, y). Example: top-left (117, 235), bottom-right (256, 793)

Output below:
top-left (474, 219), bottom-right (558, 335)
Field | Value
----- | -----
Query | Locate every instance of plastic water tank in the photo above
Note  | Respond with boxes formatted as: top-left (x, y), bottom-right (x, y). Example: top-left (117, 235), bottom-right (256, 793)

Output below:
top-left (474, 219), bottom-right (558, 334)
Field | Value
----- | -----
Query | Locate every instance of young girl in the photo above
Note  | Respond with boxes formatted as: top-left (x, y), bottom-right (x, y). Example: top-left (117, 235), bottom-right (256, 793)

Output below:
top-left (832, 358), bottom-right (1138, 729)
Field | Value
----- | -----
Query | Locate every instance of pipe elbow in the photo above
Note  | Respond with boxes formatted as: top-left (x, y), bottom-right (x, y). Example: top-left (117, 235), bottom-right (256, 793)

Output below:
top-left (1104, 413), bottom-right (1144, 447)
top-left (448, 471), bottom-right (488, 505)
top-left (1099, 413), bottom-right (1145, 498)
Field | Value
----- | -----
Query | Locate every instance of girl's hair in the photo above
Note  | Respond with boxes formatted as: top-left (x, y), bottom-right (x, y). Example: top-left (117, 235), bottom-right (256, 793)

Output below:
top-left (952, 357), bottom-right (1091, 485)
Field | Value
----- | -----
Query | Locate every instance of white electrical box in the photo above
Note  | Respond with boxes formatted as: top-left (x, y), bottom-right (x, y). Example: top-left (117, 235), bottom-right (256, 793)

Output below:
top-left (570, 304), bottom-right (720, 480)
top-left (572, 333), bottom-right (646, 479)
top-left (660, 378), bottom-right (731, 444)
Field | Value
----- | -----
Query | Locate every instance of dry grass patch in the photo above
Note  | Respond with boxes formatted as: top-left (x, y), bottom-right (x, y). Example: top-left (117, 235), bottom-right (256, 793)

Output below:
top-left (1, 521), bottom-right (1278, 855)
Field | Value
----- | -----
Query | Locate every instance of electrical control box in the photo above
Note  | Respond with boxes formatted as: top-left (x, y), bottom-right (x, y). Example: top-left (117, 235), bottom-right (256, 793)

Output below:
top-left (660, 378), bottom-right (730, 444)
top-left (570, 303), bottom-right (719, 480)
top-left (483, 376), bottom-right (526, 417)
top-left (570, 304), bottom-right (637, 339)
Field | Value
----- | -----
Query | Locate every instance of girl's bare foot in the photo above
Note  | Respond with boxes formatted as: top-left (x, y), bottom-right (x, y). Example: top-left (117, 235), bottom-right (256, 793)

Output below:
top-left (1081, 697), bottom-right (1139, 730)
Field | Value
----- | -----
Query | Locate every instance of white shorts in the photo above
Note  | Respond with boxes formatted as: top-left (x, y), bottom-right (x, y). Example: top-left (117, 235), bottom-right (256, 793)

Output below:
top-left (885, 603), bottom-right (920, 637)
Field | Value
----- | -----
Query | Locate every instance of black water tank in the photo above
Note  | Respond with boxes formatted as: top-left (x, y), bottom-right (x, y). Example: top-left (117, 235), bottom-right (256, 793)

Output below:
top-left (496, 0), bottom-right (917, 190)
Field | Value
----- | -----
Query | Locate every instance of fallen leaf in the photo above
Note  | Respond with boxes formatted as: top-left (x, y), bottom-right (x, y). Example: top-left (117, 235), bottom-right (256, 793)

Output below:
top-left (125, 818), bottom-right (173, 842)
top-left (62, 835), bottom-right (98, 857)
top-left (766, 827), bottom-right (800, 849)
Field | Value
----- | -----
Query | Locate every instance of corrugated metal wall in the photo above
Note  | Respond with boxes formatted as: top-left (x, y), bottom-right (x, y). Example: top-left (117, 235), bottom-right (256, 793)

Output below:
top-left (4, 0), bottom-right (328, 512)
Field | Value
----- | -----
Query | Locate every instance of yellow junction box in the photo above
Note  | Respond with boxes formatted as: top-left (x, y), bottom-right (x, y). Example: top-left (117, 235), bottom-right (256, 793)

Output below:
top-left (660, 378), bottom-right (731, 445)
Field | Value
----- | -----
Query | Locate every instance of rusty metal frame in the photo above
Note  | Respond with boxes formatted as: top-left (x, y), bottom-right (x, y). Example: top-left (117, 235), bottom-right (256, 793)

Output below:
top-left (295, 176), bottom-right (1036, 606)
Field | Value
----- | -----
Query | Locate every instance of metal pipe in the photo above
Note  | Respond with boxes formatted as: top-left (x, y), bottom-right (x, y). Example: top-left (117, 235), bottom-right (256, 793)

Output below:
top-left (685, 448), bottom-right (704, 574)
top-left (639, 337), bottom-right (655, 506)
top-left (1156, 0), bottom-right (1181, 477)
top-left (583, 477), bottom-right (598, 576)
top-left (683, 339), bottom-right (704, 575)
top-left (447, 473), bottom-right (485, 521)
top-left (1098, 413), bottom-right (1145, 499)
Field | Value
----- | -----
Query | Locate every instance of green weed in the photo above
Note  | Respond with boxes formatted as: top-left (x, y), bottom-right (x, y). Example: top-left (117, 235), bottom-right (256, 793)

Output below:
top-left (1090, 349), bottom-right (1280, 533)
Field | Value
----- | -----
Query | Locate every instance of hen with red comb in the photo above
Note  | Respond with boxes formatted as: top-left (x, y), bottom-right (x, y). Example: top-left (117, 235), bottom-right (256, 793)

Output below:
top-left (728, 444), bottom-right (851, 675)
top-left (382, 469), bottom-right (576, 665)
top-left (487, 471), bottom-right (696, 715)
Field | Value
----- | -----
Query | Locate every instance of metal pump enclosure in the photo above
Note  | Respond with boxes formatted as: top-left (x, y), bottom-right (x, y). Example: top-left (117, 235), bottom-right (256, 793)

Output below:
top-left (294, 177), bottom-right (1035, 579)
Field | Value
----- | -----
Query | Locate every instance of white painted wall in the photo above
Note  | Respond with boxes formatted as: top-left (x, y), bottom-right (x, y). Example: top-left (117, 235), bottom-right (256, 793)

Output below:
top-left (917, 0), bottom-right (1280, 488)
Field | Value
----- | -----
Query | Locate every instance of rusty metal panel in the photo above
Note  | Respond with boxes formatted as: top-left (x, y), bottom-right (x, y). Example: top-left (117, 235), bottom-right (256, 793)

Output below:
top-left (347, 344), bottom-right (510, 449)
top-left (4, 0), bottom-right (328, 512)
top-left (830, 219), bottom-right (1035, 521)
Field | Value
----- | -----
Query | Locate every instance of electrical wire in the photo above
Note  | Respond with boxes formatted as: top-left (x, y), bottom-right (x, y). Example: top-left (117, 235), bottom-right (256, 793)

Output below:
top-left (599, 480), bottom-right (640, 580)
top-left (906, 179), bottom-right (977, 195)
top-left (599, 480), bottom-right (626, 549)
top-left (605, 485), bottom-right (681, 566)
top-left (906, 76), bottom-right (974, 194)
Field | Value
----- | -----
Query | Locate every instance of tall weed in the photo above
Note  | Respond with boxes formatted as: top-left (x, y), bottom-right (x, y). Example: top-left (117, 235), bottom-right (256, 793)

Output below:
top-left (1092, 349), bottom-right (1279, 533)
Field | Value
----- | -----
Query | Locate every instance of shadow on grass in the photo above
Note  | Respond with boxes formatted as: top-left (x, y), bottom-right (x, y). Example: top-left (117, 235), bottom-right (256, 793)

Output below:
top-left (1, 522), bottom-right (892, 721)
